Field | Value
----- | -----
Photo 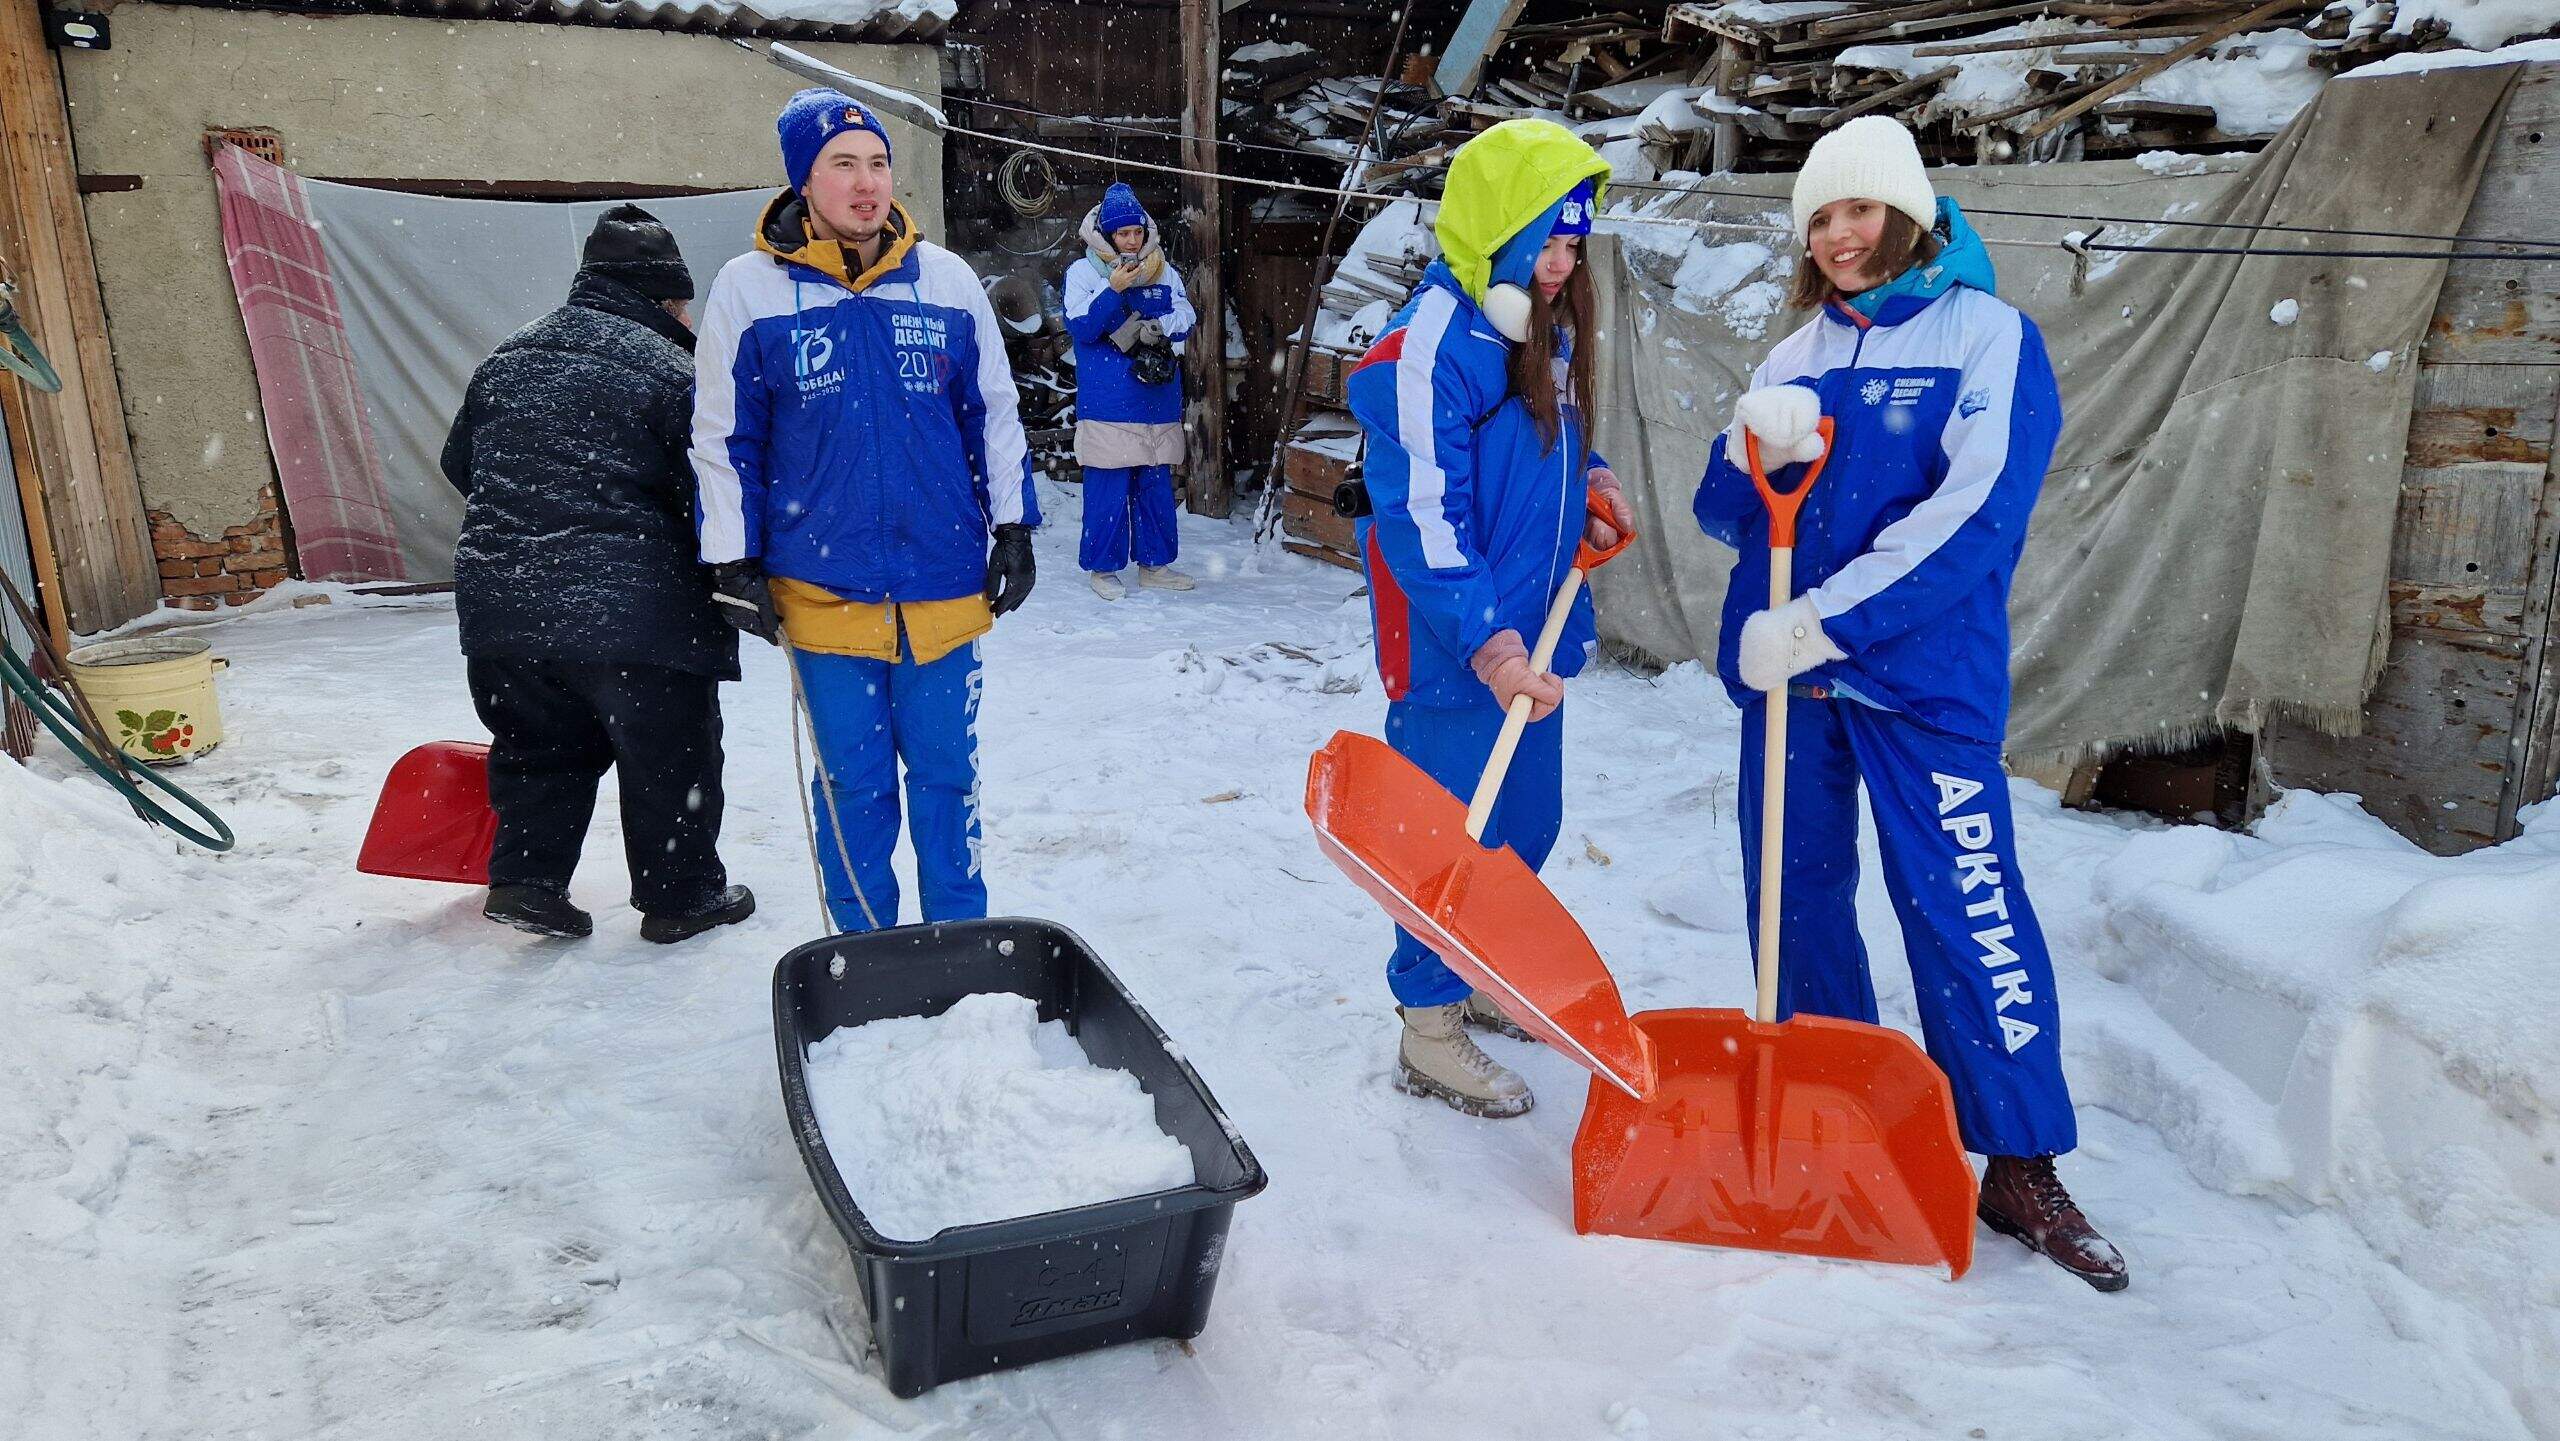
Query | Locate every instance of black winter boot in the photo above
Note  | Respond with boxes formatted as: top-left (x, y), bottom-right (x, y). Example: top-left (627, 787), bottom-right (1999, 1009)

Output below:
top-left (1978, 1154), bottom-right (2129, 1292)
top-left (640, 885), bottom-right (756, 945)
top-left (484, 884), bottom-right (592, 939)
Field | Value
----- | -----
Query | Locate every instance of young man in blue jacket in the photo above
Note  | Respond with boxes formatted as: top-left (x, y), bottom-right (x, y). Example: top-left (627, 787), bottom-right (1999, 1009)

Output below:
top-left (691, 89), bottom-right (1037, 934)
top-left (1062, 183), bottom-right (1196, 599)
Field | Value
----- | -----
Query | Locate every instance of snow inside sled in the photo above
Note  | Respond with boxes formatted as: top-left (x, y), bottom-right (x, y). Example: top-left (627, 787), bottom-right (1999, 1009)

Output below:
top-left (773, 917), bottom-right (1267, 1398)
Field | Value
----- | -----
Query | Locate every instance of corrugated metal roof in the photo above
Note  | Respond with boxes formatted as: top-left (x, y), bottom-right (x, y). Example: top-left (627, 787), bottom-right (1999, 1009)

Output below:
top-left (142, 0), bottom-right (954, 44)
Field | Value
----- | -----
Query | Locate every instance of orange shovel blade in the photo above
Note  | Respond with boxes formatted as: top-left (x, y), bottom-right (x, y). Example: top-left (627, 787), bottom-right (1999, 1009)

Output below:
top-left (357, 741), bottom-right (499, 885)
top-left (1572, 1008), bottom-right (1976, 1277)
top-left (1307, 731), bottom-right (1657, 1101)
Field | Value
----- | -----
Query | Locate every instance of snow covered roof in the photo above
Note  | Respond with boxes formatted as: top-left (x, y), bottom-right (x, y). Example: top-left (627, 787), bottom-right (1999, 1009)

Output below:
top-left (143, 0), bottom-right (955, 43)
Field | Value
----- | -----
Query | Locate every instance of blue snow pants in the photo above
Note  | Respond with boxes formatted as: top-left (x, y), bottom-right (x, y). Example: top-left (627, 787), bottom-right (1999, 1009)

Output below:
top-left (1739, 693), bottom-right (2077, 1157)
top-left (796, 636), bottom-right (987, 935)
top-left (1079, 464), bottom-right (1180, 574)
top-left (1382, 697), bottom-right (1565, 1008)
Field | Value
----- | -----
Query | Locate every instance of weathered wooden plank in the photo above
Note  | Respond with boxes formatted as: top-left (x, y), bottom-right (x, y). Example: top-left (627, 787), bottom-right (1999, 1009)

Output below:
top-left (2421, 263), bottom-right (2560, 366)
top-left (1298, 347), bottom-right (1356, 409)
top-left (2391, 581), bottom-right (2529, 635)
top-left (2394, 457), bottom-right (2548, 582)
top-left (2452, 70), bottom-right (2560, 241)
top-left (1279, 487), bottom-right (1357, 555)
top-left (1280, 538), bottom-right (1359, 572)
top-left (0, 0), bottom-right (155, 630)
top-left (1435, 0), bottom-right (1534, 99)
top-left (0, 362), bottom-right (67, 653)
top-left (2404, 361), bottom-right (2558, 464)
top-left (2419, 71), bottom-right (2560, 364)
top-left (2392, 469), bottom-right (2543, 589)
top-left (2391, 363), bottom-right (2557, 592)
top-left (1281, 439), bottom-right (1357, 494)
top-left (2507, 377), bottom-right (2560, 827)
top-left (2093, 98), bottom-right (2219, 125)
top-left (2261, 626), bottom-right (2524, 855)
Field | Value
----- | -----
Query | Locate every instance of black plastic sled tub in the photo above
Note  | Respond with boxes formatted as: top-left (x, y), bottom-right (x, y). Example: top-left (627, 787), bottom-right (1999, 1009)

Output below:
top-left (773, 917), bottom-right (1268, 1398)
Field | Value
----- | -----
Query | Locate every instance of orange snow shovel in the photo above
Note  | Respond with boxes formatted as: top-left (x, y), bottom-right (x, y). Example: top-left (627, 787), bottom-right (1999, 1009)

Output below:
top-left (1571, 422), bottom-right (1978, 1277)
top-left (1306, 494), bottom-right (1656, 1101)
top-left (357, 741), bottom-right (499, 885)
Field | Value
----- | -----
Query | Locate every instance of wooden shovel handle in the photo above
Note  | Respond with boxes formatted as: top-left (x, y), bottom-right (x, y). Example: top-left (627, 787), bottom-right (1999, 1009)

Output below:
top-left (1746, 418), bottom-right (1832, 1023)
top-left (1462, 491), bottom-right (1643, 842)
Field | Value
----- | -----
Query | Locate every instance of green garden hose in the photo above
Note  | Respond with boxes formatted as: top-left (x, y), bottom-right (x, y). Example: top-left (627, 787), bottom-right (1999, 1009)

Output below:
top-left (0, 286), bottom-right (64, 394)
top-left (1, 633), bottom-right (234, 851)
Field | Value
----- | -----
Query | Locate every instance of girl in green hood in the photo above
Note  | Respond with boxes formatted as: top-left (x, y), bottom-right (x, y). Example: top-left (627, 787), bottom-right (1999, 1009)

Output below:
top-left (1345, 120), bottom-right (1635, 1118)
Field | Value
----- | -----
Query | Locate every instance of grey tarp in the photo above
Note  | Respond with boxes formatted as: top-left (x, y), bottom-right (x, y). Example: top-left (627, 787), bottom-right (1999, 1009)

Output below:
top-left (308, 184), bottom-right (772, 581)
top-left (1584, 65), bottom-right (2523, 764)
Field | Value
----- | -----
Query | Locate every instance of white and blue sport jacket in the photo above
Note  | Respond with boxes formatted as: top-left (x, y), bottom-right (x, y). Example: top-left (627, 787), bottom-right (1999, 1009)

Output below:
top-left (1694, 251), bottom-right (2062, 744)
top-left (693, 198), bottom-right (1033, 603)
top-left (1348, 264), bottom-right (1606, 710)
top-left (1062, 225), bottom-right (1195, 428)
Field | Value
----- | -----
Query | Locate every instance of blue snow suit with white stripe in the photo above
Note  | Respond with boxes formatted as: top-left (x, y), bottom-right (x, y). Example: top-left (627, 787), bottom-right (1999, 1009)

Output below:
top-left (1064, 197), bottom-right (1194, 572)
top-left (692, 194), bottom-right (1033, 935)
top-left (1349, 257), bottom-right (1606, 1008)
top-left (1694, 201), bottom-right (2077, 1156)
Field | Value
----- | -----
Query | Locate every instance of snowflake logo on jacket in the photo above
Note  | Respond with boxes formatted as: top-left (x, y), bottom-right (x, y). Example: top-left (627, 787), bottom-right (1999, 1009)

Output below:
top-left (1861, 378), bottom-right (1889, 406)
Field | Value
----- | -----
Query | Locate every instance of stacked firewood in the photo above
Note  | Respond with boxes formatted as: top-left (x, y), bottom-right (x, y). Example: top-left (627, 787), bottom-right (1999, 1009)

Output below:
top-left (1232, 2), bottom-right (2557, 186)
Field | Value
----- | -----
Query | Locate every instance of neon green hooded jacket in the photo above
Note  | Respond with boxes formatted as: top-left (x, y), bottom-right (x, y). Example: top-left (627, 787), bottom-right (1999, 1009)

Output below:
top-left (1434, 118), bottom-right (1612, 309)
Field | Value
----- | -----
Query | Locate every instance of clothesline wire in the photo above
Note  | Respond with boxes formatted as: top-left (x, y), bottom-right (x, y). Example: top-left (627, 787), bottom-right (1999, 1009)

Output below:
top-left (940, 88), bottom-right (2560, 258)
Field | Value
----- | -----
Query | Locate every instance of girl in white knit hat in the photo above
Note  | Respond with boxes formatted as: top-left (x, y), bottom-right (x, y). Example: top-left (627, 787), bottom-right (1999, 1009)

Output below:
top-left (1691, 116), bottom-right (2126, 1292)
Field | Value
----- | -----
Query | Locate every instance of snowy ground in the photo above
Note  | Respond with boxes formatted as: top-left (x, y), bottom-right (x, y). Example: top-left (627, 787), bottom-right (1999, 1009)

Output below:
top-left (6, 502), bottom-right (2553, 1440)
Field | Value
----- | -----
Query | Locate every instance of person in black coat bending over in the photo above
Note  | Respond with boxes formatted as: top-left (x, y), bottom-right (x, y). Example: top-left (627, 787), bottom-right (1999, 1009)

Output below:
top-left (441, 205), bottom-right (755, 944)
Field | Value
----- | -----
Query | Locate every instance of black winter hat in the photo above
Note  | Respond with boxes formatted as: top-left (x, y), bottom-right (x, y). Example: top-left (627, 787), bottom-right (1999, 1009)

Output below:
top-left (579, 204), bottom-right (694, 302)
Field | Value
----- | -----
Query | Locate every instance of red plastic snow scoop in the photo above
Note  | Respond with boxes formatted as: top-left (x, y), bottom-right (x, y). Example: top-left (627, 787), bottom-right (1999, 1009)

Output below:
top-left (1306, 495), bottom-right (1657, 1101)
top-left (1570, 422), bottom-right (1977, 1277)
top-left (357, 741), bottom-right (498, 885)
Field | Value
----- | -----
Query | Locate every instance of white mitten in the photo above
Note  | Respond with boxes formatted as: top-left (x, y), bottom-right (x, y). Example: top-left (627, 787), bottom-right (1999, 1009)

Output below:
top-left (1736, 595), bottom-right (1844, 692)
top-left (1731, 386), bottom-right (1827, 467)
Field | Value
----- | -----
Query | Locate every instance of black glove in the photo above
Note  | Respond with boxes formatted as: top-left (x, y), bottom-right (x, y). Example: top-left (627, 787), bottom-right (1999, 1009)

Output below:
top-left (709, 561), bottom-right (780, 645)
top-left (984, 523), bottom-right (1036, 618)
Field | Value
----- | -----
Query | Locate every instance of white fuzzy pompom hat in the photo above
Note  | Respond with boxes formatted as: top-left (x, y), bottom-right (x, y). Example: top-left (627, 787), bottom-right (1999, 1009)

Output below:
top-left (1791, 116), bottom-right (1937, 246)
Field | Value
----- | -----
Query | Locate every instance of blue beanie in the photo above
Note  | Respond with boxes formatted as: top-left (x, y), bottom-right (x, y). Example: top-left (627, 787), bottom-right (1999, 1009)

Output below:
top-left (1096, 183), bottom-right (1151, 238)
top-left (778, 88), bottom-right (894, 192)
top-left (1552, 179), bottom-right (1597, 237)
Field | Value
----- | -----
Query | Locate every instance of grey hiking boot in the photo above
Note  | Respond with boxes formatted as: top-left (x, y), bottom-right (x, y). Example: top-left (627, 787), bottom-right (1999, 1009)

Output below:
top-left (1089, 570), bottom-right (1126, 600)
top-left (1395, 1003), bottom-right (1533, 1118)
top-left (1137, 564), bottom-right (1196, 591)
top-left (1460, 989), bottom-right (1536, 1043)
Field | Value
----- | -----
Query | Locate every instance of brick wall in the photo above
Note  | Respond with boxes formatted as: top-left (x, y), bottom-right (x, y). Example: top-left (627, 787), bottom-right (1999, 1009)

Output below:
top-left (149, 485), bottom-right (290, 610)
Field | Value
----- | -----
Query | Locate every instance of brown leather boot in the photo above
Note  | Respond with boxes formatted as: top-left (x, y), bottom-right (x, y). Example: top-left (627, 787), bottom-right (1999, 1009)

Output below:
top-left (1978, 1155), bottom-right (2129, 1292)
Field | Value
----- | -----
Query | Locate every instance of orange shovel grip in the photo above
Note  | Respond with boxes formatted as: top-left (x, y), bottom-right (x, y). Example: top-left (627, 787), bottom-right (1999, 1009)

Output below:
top-left (1744, 416), bottom-right (1835, 549)
top-left (1575, 488), bottom-right (1637, 572)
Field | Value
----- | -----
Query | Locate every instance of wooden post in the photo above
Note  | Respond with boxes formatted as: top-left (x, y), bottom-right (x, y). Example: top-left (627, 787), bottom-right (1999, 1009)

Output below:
top-left (1178, 0), bottom-right (1230, 518)
top-left (0, 0), bottom-right (154, 633)
top-left (1711, 38), bottom-right (1744, 173)
top-left (1, 381), bottom-right (68, 657)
